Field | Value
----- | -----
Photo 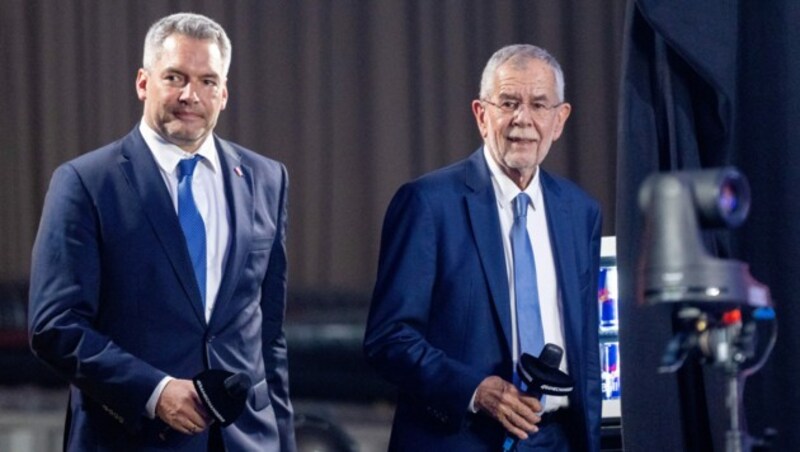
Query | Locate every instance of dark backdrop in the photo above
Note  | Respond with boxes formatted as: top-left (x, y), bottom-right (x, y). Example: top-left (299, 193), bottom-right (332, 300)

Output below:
top-left (0, 0), bottom-right (625, 294)
top-left (618, 1), bottom-right (800, 451)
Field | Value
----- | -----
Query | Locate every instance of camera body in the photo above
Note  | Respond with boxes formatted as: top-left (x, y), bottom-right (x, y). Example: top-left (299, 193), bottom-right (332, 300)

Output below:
top-left (638, 167), bottom-right (770, 309)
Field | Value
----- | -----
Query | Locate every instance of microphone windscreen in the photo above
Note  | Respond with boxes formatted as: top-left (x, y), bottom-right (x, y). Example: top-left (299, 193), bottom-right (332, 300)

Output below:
top-left (518, 345), bottom-right (574, 396)
top-left (193, 369), bottom-right (252, 427)
top-left (538, 343), bottom-right (563, 368)
top-left (224, 372), bottom-right (252, 399)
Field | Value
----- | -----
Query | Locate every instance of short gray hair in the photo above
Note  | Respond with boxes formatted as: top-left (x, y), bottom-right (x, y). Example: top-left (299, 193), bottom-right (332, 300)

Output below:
top-left (143, 13), bottom-right (232, 76)
top-left (479, 44), bottom-right (565, 102)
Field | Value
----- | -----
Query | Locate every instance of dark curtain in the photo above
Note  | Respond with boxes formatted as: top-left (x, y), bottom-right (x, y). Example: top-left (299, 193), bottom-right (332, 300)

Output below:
top-left (618, 0), bottom-right (800, 450)
top-left (0, 0), bottom-right (625, 297)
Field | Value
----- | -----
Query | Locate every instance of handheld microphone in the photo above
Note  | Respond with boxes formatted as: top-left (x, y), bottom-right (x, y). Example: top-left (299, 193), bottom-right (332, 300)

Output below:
top-left (502, 343), bottom-right (574, 452)
top-left (159, 370), bottom-right (252, 442)
top-left (193, 369), bottom-right (252, 427)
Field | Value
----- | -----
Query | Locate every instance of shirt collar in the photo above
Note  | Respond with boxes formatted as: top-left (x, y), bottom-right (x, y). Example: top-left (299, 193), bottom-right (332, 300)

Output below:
top-left (482, 146), bottom-right (542, 212)
top-left (139, 120), bottom-right (219, 176)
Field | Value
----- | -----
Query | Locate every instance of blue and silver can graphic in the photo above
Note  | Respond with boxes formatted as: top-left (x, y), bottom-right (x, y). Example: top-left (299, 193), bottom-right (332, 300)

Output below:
top-left (598, 267), bottom-right (618, 333)
top-left (601, 342), bottom-right (621, 400)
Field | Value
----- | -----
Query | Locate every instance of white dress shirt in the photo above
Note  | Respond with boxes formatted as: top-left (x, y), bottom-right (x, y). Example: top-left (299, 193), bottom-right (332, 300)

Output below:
top-left (483, 147), bottom-right (569, 412)
top-left (138, 120), bottom-right (231, 417)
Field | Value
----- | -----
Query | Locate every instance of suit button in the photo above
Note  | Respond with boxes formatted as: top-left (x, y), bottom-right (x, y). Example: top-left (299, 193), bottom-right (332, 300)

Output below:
top-left (207, 335), bottom-right (215, 343)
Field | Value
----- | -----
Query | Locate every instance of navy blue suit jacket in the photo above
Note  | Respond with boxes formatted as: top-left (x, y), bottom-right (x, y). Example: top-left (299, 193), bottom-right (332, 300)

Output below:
top-left (364, 149), bottom-right (602, 451)
top-left (28, 128), bottom-right (295, 452)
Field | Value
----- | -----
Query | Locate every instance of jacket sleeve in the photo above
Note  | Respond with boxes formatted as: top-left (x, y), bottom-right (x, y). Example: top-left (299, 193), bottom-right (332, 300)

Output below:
top-left (28, 163), bottom-right (167, 431)
top-left (363, 183), bottom-right (485, 428)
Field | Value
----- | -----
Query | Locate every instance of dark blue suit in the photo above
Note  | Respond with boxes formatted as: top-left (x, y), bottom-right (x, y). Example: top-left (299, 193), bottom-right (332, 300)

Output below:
top-left (364, 149), bottom-right (602, 451)
top-left (28, 128), bottom-right (295, 451)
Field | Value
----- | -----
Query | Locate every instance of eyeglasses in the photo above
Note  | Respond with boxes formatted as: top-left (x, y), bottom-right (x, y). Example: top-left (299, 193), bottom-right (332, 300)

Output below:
top-left (481, 98), bottom-right (564, 120)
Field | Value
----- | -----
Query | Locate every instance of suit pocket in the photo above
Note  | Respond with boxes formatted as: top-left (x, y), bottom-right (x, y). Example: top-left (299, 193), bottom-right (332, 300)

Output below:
top-left (250, 378), bottom-right (271, 410)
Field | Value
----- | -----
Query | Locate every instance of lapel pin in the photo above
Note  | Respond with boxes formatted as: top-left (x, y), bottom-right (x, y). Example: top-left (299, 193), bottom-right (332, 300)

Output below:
top-left (234, 166), bottom-right (243, 177)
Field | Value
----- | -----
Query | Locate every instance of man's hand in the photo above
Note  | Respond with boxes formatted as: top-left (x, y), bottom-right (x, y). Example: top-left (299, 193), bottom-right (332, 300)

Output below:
top-left (156, 379), bottom-right (210, 435)
top-left (474, 376), bottom-right (542, 440)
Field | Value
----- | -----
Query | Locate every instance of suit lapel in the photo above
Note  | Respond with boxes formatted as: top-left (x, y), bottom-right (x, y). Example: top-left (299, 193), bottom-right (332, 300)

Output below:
top-left (541, 172), bottom-right (581, 353)
top-left (209, 138), bottom-right (253, 329)
top-left (117, 129), bottom-right (206, 325)
top-left (463, 150), bottom-right (514, 356)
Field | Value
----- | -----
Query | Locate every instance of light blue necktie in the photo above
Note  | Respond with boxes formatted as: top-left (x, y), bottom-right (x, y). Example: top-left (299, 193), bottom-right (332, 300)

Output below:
top-left (178, 156), bottom-right (206, 305)
top-left (512, 193), bottom-right (545, 387)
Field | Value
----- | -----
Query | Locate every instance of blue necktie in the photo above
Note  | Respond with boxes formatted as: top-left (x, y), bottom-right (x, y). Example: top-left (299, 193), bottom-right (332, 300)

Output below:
top-left (512, 193), bottom-right (545, 386)
top-left (178, 156), bottom-right (206, 305)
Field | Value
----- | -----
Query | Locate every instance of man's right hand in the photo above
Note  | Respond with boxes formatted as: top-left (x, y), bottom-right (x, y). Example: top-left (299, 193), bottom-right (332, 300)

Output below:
top-left (474, 375), bottom-right (542, 440)
top-left (156, 379), bottom-right (210, 435)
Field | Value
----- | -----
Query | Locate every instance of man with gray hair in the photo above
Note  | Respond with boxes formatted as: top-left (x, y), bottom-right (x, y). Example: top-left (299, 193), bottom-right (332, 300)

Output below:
top-left (29, 12), bottom-right (295, 451)
top-left (365, 44), bottom-right (602, 450)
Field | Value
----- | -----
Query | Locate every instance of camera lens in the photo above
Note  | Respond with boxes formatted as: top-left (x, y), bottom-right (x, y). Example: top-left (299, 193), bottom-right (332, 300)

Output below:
top-left (715, 170), bottom-right (750, 228)
top-left (718, 182), bottom-right (739, 217)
